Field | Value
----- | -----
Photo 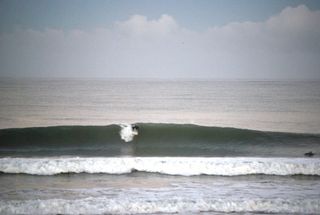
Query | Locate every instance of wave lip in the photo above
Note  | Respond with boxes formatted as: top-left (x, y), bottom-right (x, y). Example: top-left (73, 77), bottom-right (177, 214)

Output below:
top-left (1, 157), bottom-right (319, 176)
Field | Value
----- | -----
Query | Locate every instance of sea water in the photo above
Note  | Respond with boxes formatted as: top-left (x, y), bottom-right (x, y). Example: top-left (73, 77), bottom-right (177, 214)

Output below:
top-left (0, 79), bottom-right (320, 214)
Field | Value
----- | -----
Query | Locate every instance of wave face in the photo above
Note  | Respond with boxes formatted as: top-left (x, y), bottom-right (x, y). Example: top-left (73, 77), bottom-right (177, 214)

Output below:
top-left (1, 157), bottom-right (319, 176)
top-left (0, 124), bottom-right (319, 157)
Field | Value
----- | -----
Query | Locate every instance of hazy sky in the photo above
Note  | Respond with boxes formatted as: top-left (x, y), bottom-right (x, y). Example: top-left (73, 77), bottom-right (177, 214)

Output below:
top-left (0, 0), bottom-right (320, 79)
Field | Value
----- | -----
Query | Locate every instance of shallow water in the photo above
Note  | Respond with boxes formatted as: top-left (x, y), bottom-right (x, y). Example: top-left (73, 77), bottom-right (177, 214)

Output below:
top-left (0, 173), bottom-right (319, 214)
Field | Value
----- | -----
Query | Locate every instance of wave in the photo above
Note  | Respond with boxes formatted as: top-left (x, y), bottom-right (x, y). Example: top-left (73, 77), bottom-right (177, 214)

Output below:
top-left (1, 157), bottom-right (319, 176)
top-left (1, 197), bottom-right (319, 214)
top-left (1, 124), bottom-right (319, 157)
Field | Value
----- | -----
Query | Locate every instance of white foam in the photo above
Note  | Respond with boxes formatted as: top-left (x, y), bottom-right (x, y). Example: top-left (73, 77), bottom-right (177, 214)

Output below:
top-left (119, 124), bottom-right (138, 142)
top-left (0, 157), bottom-right (319, 176)
top-left (0, 197), bottom-right (319, 214)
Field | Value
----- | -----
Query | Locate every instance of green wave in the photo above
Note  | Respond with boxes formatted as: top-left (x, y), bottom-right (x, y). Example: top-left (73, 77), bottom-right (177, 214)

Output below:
top-left (0, 124), bottom-right (319, 157)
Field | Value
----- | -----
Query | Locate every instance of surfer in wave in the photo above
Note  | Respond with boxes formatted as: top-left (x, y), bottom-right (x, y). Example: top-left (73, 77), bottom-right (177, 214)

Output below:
top-left (119, 124), bottom-right (139, 142)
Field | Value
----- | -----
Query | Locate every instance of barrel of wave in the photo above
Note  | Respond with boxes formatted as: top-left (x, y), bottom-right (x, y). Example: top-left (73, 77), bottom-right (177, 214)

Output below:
top-left (119, 124), bottom-right (139, 142)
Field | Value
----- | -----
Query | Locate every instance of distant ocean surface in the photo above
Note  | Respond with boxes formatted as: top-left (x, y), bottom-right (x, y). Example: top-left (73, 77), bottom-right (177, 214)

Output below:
top-left (0, 79), bottom-right (320, 214)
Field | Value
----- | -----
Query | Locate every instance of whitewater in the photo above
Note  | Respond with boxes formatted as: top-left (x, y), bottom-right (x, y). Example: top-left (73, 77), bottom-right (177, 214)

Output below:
top-left (0, 157), bottom-right (319, 176)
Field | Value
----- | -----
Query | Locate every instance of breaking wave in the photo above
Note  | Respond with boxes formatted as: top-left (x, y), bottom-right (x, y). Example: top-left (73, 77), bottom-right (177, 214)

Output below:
top-left (0, 157), bottom-right (319, 176)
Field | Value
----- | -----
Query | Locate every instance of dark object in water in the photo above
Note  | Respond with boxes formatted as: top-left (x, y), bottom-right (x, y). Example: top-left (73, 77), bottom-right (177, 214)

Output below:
top-left (132, 124), bottom-right (139, 131)
top-left (304, 151), bottom-right (314, 157)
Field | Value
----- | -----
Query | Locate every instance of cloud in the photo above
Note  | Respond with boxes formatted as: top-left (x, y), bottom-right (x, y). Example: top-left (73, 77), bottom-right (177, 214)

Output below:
top-left (0, 5), bottom-right (320, 79)
top-left (115, 14), bottom-right (179, 36)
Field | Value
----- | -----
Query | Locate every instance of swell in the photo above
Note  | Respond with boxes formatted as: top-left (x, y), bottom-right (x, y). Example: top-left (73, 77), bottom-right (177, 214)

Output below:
top-left (0, 123), bottom-right (319, 157)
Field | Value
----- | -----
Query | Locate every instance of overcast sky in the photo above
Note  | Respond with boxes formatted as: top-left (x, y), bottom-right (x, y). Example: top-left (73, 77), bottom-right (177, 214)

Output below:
top-left (0, 0), bottom-right (320, 79)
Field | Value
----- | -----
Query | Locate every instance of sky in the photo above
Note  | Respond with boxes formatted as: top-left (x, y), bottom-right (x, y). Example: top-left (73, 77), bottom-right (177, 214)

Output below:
top-left (0, 0), bottom-right (320, 79)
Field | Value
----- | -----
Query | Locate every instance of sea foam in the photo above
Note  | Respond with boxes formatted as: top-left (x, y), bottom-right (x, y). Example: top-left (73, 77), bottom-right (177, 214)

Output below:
top-left (1, 196), bottom-right (319, 214)
top-left (119, 124), bottom-right (138, 142)
top-left (0, 157), bottom-right (319, 176)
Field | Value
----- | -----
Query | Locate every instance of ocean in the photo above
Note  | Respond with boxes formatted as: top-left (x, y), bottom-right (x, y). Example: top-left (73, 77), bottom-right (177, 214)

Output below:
top-left (0, 79), bottom-right (320, 214)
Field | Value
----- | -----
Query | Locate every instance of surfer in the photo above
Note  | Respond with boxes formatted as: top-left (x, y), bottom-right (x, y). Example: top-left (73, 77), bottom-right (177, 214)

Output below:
top-left (132, 124), bottom-right (139, 134)
top-left (304, 151), bottom-right (314, 157)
